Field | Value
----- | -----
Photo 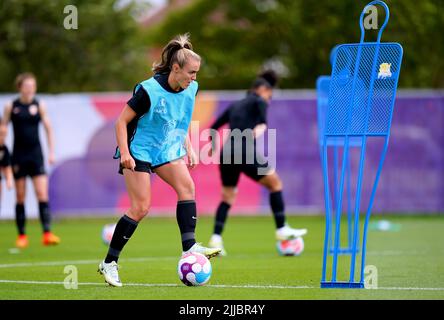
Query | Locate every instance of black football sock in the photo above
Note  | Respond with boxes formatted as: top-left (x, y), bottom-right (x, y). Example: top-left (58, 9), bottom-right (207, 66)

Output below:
top-left (38, 201), bottom-right (51, 233)
top-left (105, 215), bottom-right (138, 263)
top-left (270, 191), bottom-right (286, 229)
top-left (213, 201), bottom-right (231, 235)
top-left (176, 200), bottom-right (197, 251)
top-left (15, 204), bottom-right (26, 235)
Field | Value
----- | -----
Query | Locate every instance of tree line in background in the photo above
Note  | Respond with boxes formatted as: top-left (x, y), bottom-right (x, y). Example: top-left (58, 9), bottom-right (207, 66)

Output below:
top-left (0, 0), bottom-right (442, 92)
top-left (0, 0), bottom-right (149, 92)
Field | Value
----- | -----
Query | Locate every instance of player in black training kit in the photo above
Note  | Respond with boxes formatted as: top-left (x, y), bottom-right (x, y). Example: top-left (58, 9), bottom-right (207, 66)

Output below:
top-left (0, 122), bottom-right (13, 207)
top-left (2, 73), bottom-right (60, 248)
top-left (208, 71), bottom-right (308, 256)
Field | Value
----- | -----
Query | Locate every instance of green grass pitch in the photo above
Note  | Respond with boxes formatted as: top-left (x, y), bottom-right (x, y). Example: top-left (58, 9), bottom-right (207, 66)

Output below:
top-left (0, 215), bottom-right (443, 300)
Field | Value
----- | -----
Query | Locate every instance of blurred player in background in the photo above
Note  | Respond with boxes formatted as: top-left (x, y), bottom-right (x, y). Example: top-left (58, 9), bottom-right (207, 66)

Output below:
top-left (208, 70), bottom-right (308, 256)
top-left (0, 121), bottom-right (13, 210)
top-left (98, 34), bottom-right (221, 287)
top-left (2, 73), bottom-right (59, 248)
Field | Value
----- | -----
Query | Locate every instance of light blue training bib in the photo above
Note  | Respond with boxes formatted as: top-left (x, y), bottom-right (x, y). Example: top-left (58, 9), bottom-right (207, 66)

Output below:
top-left (129, 77), bottom-right (198, 166)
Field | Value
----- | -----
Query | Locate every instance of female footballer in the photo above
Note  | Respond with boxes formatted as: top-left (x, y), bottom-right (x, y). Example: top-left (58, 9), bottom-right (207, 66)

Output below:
top-left (2, 73), bottom-right (60, 248)
top-left (208, 71), bottom-right (308, 256)
top-left (99, 34), bottom-right (221, 287)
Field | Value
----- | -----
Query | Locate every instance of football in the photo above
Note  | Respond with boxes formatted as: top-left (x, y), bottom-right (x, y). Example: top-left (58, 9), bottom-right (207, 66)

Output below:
top-left (276, 237), bottom-right (304, 256)
top-left (101, 223), bottom-right (116, 246)
top-left (177, 252), bottom-right (212, 286)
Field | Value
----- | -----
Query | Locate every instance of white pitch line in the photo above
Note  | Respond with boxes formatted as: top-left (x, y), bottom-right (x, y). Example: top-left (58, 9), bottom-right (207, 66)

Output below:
top-left (0, 250), bottom-right (426, 269)
top-left (377, 286), bottom-right (444, 291)
top-left (0, 256), bottom-right (177, 269)
top-left (0, 279), bottom-right (444, 292)
top-left (0, 259), bottom-right (99, 268)
top-left (0, 255), bottom-right (275, 269)
top-left (0, 254), bottom-right (299, 269)
top-left (367, 250), bottom-right (430, 256)
top-left (207, 284), bottom-right (313, 290)
top-left (0, 279), bottom-right (308, 289)
top-left (0, 280), bottom-right (178, 287)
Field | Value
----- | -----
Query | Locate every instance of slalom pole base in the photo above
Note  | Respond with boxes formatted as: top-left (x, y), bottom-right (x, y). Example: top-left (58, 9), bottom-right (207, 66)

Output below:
top-left (320, 281), bottom-right (365, 289)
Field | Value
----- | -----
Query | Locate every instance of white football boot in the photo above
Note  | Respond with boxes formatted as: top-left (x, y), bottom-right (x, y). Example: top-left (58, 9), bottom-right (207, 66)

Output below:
top-left (276, 225), bottom-right (308, 241)
top-left (182, 242), bottom-right (221, 259)
top-left (208, 234), bottom-right (227, 257)
top-left (98, 261), bottom-right (122, 287)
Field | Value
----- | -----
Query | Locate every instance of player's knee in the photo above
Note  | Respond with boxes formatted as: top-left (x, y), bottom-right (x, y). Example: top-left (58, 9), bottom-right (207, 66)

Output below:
top-left (222, 188), bottom-right (237, 204)
top-left (271, 177), bottom-right (283, 192)
top-left (265, 175), bottom-right (282, 192)
top-left (16, 192), bottom-right (26, 203)
top-left (130, 203), bottom-right (150, 221)
top-left (35, 191), bottom-right (48, 202)
top-left (176, 181), bottom-right (195, 200)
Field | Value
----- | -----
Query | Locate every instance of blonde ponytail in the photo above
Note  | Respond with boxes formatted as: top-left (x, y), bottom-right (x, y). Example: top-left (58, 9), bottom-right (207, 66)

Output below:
top-left (152, 33), bottom-right (201, 74)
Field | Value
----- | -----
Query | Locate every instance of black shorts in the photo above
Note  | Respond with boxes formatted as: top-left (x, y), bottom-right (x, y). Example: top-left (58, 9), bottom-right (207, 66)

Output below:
top-left (219, 151), bottom-right (272, 187)
top-left (117, 158), bottom-right (170, 175)
top-left (11, 157), bottom-right (45, 179)
top-left (118, 157), bottom-right (153, 175)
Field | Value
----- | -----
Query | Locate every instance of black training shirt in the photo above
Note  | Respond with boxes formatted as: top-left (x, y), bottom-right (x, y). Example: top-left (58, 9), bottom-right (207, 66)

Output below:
top-left (211, 92), bottom-right (268, 131)
top-left (10, 98), bottom-right (42, 154)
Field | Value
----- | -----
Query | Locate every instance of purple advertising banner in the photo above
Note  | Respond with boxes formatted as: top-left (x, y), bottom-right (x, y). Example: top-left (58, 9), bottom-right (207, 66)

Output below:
top-left (250, 90), bottom-right (444, 214)
top-left (0, 90), bottom-right (442, 218)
